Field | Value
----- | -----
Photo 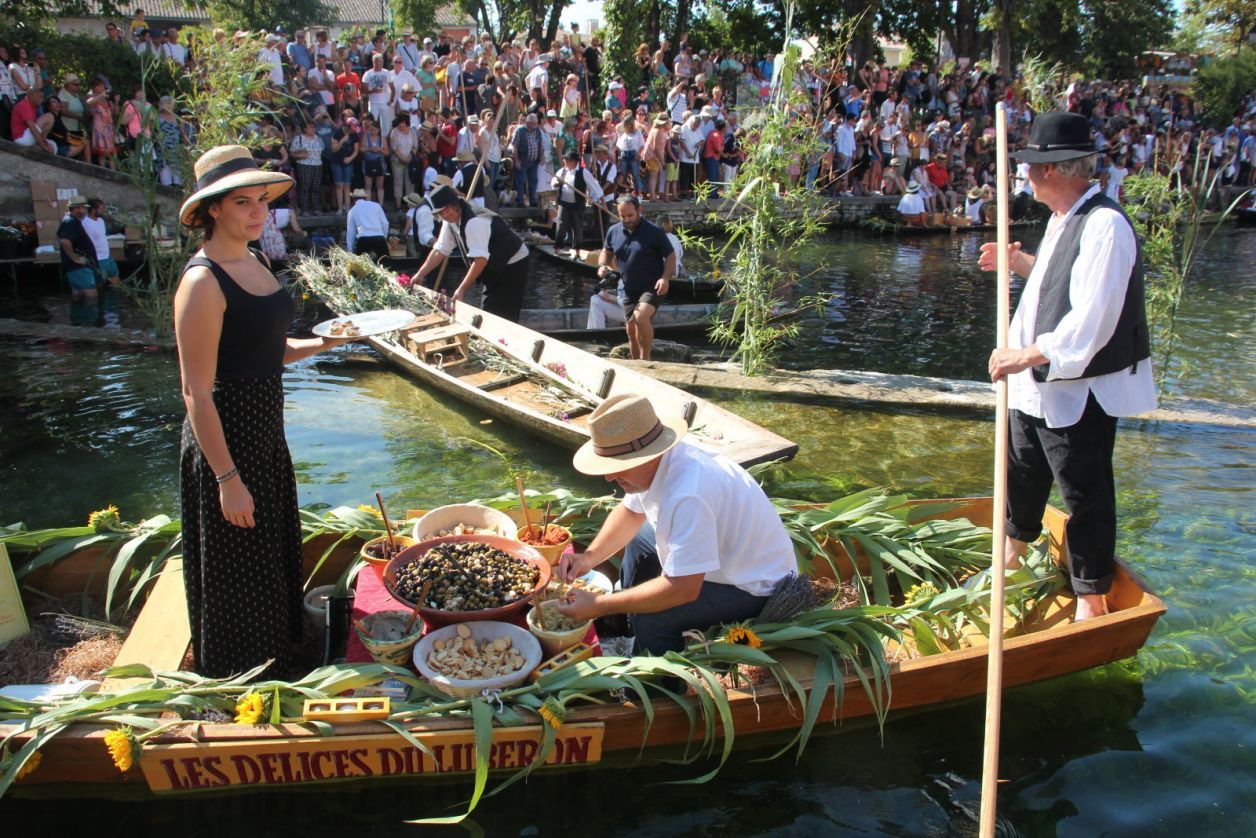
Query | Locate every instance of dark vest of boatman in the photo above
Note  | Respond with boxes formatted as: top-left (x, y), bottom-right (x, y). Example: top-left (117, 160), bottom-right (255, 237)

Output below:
top-left (419, 184), bottom-right (529, 322)
top-left (984, 111), bottom-right (1156, 622)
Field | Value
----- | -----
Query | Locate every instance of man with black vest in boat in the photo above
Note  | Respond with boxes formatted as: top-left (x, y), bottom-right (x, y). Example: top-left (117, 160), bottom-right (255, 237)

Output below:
top-left (980, 112), bottom-right (1156, 622)
top-left (552, 149), bottom-right (603, 254)
top-left (592, 143), bottom-right (618, 204)
top-left (412, 183), bottom-right (529, 321)
top-left (555, 394), bottom-right (795, 654)
top-left (598, 195), bottom-right (675, 360)
top-left (450, 148), bottom-right (487, 208)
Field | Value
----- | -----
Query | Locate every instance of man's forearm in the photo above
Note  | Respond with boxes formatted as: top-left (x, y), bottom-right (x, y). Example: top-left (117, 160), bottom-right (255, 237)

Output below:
top-left (592, 573), bottom-right (702, 617)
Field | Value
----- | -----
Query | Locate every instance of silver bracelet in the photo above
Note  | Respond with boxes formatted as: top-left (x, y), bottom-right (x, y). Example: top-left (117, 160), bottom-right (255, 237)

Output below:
top-left (215, 466), bottom-right (239, 485)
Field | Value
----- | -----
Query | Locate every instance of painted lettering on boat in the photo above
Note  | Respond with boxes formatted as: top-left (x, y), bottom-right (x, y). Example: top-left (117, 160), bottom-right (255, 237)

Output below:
top-left (139, 724), bottom-right (604, 792)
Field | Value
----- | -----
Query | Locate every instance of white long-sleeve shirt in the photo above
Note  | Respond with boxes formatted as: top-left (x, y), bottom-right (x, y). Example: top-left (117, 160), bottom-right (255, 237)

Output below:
top-left (433, 214), bottom-right (528, 264)
top-left (1008, 184), bottom-right (1157, 427)
top-left (345, 199), bottom-right (390, 252)
top-left (406, 204), bottom-right (435, 248)
top-left (551, 165), bottom-right (603, 204)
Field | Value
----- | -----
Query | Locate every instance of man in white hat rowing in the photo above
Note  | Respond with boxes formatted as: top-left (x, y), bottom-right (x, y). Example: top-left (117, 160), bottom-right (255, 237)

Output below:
top-left (896, 181), bottom-right (926, 226)
top-left (556, 395), bottom-right (795, 654)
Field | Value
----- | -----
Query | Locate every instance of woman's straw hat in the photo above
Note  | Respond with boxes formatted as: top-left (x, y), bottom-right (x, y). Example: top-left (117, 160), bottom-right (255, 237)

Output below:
top-left (179, 145), bottom-right (293, 227)
top-left (402, 192), bottom-right (425, 207)
top-left (350, 187), bottom-right (370, 199)
top-left (572, 394), bottom-right (688, 476)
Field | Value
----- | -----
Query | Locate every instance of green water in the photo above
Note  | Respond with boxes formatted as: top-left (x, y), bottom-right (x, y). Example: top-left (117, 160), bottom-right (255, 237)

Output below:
top-left (0, 231), bottom-right (1253, 834)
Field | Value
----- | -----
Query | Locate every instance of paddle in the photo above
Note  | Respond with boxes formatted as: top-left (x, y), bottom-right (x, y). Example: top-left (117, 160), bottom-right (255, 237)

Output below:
top-left (978, 100), bottom-right (1013, 838)
top-left (404, 578), bottom-right (434, 635)
top-left (375, 491), bottom-right (396, 555)
top-left (515, 475), bottom-right (535, 538)
top-left (564, 181), bottom-right (618, 224)
top-left (431, 102), bottom-right (509, 293)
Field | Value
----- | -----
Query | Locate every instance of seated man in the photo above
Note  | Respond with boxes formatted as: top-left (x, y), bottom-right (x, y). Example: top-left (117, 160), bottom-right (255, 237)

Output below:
top-left (896, 182), bottom-right (927, 226)
top-left (586, 270), bottom-right (626, 329)
top-left (556, 394), bottom-right (795, 654)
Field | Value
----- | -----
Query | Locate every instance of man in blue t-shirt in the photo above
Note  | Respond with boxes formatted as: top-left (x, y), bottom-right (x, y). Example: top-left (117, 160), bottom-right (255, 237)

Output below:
top-left (598, 195), bottom-right (675, 360)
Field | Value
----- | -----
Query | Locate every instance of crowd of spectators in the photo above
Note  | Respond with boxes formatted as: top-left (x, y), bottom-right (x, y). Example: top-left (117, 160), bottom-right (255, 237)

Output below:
top-left (0, 14), bottom-right (1253, 232)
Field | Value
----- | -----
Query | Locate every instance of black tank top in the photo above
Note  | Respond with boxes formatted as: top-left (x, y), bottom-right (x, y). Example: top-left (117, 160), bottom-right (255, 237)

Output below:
top-left (182, 249), bottom-right (293, 379)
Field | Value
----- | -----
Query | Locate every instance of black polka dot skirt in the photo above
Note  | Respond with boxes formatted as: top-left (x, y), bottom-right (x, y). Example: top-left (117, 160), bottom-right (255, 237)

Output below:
top-left (180, 375), bottom-right (303, 679)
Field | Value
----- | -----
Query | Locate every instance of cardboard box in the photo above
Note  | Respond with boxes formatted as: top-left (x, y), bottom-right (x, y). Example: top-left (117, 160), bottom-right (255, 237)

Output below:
top-left (35, 218), bottom-right (60, 244)
top-left (29, 180), bottom-right (57, 202)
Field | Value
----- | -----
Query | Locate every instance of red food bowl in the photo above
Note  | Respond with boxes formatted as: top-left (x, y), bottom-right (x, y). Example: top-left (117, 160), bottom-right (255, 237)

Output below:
top-left (382, 534), bottom-right (552, 629)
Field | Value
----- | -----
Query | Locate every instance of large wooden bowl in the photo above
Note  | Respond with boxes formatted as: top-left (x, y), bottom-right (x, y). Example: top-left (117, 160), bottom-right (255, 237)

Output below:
top-left (382, 534), bottom-right (551, 629)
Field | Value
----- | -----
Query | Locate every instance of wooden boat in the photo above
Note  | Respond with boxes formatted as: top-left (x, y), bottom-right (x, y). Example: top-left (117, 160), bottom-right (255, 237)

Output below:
top-left (3, 497), bottom-right (1166, 796)
top-left (862, 219), bottom-right (1042, 237)
top-left (519, 303), bottom-right (717, 340)
top-left (343, 286), bottom-right (795, 470)
top-left (531, 243), bottom-right (726, 300)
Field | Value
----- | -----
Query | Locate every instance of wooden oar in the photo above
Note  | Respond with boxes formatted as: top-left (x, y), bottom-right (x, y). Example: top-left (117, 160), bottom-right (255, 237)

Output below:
top-left (979, 100), bottom-right (1013, 838)
top-left (564, 181), bottom-right (617, 223)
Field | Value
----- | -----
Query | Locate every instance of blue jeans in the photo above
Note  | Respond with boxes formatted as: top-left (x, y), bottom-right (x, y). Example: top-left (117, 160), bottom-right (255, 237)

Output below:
top-left (622, 522), bottom-right (768, 655)
top-left (703, 156), bottom-right (721, 188)
top-left (620, 148), bottom-right (643, 193)
top-left (513, 160), bottom-right (540, 206)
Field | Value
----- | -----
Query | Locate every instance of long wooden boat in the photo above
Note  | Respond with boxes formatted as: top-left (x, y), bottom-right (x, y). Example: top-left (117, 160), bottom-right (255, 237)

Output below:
top-left (519, 303), bottom-right (716, 340)
top-left (350, 287), bottom-right (795, 469)
top-left (3, 498), bottom-right (1166, 797)
top-left (531, 243), bottom-right (726, 300)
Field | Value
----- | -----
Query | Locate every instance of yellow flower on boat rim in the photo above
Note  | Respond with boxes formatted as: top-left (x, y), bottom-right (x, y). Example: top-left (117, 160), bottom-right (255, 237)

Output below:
top-left (87, 504), bottom-right (121, 532)
top-left (235, 692), bottom-right (266, 725)
top-left (103, 728), bottom-right (134, 773)
top-left (537, 697), bottom-right (566, 729)
top-left (356, 504), bottom-right (383, 518)
top-left (725, 625), bottom-right (762, 648)
top-left (905, 581), bottom-right (941, 606)
top-left (712, 268), bottom-right (722, 279)
top-left (15, 750), bottom-right (42, 780)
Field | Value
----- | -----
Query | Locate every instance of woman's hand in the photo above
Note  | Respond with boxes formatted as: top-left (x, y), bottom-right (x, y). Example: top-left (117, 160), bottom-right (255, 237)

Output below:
top-left (219, 478), bottom-right (256, 528)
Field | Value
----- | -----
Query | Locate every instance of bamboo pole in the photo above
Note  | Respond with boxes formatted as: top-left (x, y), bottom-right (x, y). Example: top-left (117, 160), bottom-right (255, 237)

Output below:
top-left (979, 100), bottom-right (1013, 838)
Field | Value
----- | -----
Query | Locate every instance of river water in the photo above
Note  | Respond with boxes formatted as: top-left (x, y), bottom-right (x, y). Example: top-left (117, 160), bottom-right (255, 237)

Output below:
top-left (0, 227), bottom-right (1252, 835)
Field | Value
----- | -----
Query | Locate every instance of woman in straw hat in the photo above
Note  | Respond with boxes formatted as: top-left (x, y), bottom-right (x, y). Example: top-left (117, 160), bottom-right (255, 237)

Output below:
top-left (555, 394), bottom-right (795, 653)
top-left (174, 145), bottom-right (356, 677)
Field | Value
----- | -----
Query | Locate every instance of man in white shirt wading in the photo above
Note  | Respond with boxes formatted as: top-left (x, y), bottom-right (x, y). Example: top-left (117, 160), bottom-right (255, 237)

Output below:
top-left (345, 188), bottom-right (391, 260)
top-left (980, 112), bottom-right (1155, 622)
top-left (556, 395), bottom-right (794, 654)
top-left (412, 184), bottom-right (530, 321)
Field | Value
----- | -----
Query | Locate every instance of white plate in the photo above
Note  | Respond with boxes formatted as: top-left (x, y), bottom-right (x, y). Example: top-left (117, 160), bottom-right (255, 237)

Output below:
top-left (579, 570), bottom-right (612, 593)
top-left (312, 309), bottom-right (415, 338)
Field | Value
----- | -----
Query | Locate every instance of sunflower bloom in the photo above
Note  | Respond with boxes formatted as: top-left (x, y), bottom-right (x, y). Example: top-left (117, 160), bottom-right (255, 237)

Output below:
top-left (725, 625), bottom-right (762, 648)
top-left (905, 581), bottom-right (941, 606)
top-left (103, 729), bottom-right (134, 773)
top-left (234, 692), bottom-right (266, 725)
top-left (15, 750), bottom-right (42, 780)
top-left (356, 504), bottom-right (383, 518)
top-left (88, 504), bottom-right (121, 532)
top-left (537, 697), bottom-right (566, 729)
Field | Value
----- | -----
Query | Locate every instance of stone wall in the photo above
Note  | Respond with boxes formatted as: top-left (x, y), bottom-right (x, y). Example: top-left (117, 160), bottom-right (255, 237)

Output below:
top-left (0, 141), bottom-right (181, 224)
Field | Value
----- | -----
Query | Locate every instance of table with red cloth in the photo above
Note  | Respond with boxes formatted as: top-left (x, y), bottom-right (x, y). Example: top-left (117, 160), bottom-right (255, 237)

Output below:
top-left (345, 563), bottom-right (600, 665)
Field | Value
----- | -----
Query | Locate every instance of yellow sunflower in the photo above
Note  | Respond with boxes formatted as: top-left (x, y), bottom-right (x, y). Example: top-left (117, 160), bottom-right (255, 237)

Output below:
top-left (87, 504), bottom-right (121, 532)
top-left (103, 728), bottom-right (134, 773)
top-left (905, 581), bottom-right (941, 606)
top-left (724, 625), bottom-right (762, 648)
top-left (15, 750), bottom-right (42, 780)
top-left (235, 692), bottom-right (266, 725)
top-left (356, 504), bottom-right (383, 518)
top-left (537, 696), bottom-right (566, 730)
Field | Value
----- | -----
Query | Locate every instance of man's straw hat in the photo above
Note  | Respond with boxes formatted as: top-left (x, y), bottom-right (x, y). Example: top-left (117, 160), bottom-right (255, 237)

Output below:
top-left (179, 145), bottom-right (293, 227)
top-left (572, 394), bottom-right (688, 475)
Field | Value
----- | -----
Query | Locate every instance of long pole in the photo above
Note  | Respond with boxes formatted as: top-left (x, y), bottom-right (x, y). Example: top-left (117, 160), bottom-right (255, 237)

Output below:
top-left (979, 100), bottom-right (1012, 838)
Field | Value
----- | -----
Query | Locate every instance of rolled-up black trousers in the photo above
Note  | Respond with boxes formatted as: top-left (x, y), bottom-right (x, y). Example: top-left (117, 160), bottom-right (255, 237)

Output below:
top-left (1005, 393), bottom-right (1118, 595)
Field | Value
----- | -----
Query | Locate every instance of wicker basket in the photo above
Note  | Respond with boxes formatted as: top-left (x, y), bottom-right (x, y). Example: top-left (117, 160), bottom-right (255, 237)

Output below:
top-left (525, 602), bottom-right (591, 657)
top-left (413, 621), bottom-right (542, 698)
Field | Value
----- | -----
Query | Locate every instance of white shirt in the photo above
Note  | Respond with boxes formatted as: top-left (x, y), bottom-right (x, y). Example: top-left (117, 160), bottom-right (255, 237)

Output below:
top-left (525, 64), bottom-right (547, 93)
top-left (258, 47), bottom-right (284, 86)
top-left (897, 191), bottom-right (925, 215)
top-left (835, 123), bottom-right (856, 157)
top-left (679, 124), bottom-right (703, 163)
top-left (622, 441), bottom-right (795, 596)
top-left (406, 204), bottom-right (435, 247)
top-left (345, 199), bottom-right (390, 252)
top-left (666, 232), bottom-right (684, 275)
top-left (1104, 165), bottom-right (1127, 202)
top-left (1013, 161), bottom-right (1034, 197)
top-left (397, 41), bottom-right (421, 72)
top-left (161, 42), bottom-right (187, 65)
top-left (551, 165), bottom-right (603, 204)
top-left (81, 215), bottom-right (110, 260)
top-left (434, 213), bottom-right (529, 264)
top-left (392, 68), bottom-right (420, 97)
top-left (1008, 185), bottom-right (1157, 427)
top-left (965, 197), bottom-right (985, 223)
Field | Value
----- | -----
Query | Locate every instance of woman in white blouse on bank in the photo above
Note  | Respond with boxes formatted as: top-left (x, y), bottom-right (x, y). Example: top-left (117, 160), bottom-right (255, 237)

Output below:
top-left (615, 112), bottom-right (645, 194)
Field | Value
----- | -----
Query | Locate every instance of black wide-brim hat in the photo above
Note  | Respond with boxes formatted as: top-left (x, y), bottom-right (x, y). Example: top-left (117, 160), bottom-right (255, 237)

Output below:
top-left (1012, 112), bottom-right (1096, 163)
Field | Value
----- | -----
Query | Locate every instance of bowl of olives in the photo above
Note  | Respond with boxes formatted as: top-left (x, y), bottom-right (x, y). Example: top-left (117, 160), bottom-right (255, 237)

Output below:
top-left (383, 535), bottom-right (551, 628)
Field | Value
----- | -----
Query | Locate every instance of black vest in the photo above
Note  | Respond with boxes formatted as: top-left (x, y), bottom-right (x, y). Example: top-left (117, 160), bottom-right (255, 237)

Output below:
top-left (456, 202), bottom-right (524, 272)
top-left (1032, 192), bottom-right (1150, 382)
top-left (560, 166), bottom-right (587, 208)
top-left (458, 162), bottom-right (485, 199)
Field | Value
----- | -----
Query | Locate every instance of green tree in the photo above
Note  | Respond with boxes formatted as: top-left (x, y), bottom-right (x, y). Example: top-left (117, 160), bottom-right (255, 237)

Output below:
top-left (202, 0), bottom-right (336, 36)
top-left (0, 0), bottom-right (126, 23)
top-left (391, 0), bottom-right (443, 38)
top-left (1189, 0), bottom-right (1255, 54)
top-left (1193, 49), bottom-right (1256, 125)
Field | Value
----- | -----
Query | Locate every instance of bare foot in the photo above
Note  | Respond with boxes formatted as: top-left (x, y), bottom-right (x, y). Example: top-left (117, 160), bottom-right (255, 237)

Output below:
top-left (1073, 594), bottom-right (1110, 622)
top-left (1003, 535), bottom-right (1028, 570)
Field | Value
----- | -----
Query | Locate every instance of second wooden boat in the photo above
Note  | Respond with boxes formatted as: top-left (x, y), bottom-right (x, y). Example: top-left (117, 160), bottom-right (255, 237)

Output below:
top-left (531, 244), bottom-right (726, 300)
top-left (519, 303), bottom-right (716, 339)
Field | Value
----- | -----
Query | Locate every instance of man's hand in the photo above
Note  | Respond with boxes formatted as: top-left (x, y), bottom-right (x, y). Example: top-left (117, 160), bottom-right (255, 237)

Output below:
top-left (555, 587), bottom-right (603, 622)
top-left (988, 346), bottom-right (1046, 382)
top-left (597, 265), bottom-right (611, 279)
top-left (654, 276), bottom-right (670, 295)
top-left (978, 240), bottom-right (1031, 276)
top-left (556, 551), bottom-right (595, 583)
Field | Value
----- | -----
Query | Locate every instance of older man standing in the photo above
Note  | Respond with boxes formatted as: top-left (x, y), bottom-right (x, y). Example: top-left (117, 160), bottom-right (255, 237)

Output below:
top-left (980, 112), bottom-right (1155, 622)
top-left (556, 394), bottom-right (794, 654)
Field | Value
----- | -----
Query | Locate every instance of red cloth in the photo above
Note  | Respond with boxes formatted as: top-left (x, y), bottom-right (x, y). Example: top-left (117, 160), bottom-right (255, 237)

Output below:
top-left (345, 553), bottom-right (599, 665)
top-left (10, 97), bottom-right (36, 141)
